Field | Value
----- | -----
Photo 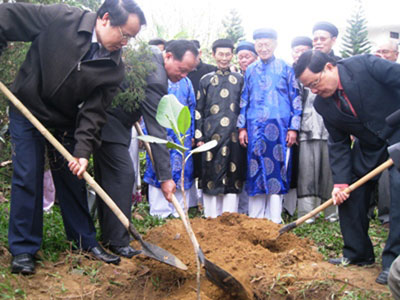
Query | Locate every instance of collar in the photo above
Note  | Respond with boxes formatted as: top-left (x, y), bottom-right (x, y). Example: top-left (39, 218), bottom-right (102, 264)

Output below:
top-left (260, 55), bottom-right (275, 64)
top-left (216, 69), bottom-right (230, 76)
top-left (77, 11), bottom-right (97, 34)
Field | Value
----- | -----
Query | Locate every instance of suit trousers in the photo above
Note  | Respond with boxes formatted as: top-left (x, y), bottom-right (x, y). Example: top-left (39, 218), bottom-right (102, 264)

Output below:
top-left (340, 164), bottom-right (400, 268)
top-left (94, 142), bottom-right (134, 247)
top-left (8, 107), bottom-right (98, 256)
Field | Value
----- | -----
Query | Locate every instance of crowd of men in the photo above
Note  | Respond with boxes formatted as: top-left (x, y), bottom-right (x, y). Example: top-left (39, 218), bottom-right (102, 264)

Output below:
top-left (1, 0), bottom-right (400, 297)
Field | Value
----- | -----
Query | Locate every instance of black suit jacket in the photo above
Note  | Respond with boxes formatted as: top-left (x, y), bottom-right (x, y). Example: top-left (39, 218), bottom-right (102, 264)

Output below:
top-left (314, 54), bottom-right (400, 184)
top-left (101, 47), bottom-right (171, 181)
top-left (0, 3), bottom-right (124, 158)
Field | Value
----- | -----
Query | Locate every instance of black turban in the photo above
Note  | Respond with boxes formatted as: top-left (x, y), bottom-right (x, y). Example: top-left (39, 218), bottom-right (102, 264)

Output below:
top-left (212, 38), bottom-right (234, 53)
top-left (253, 28), bottom-right (277, 40)
top-left (291, 36), bottom-right (313, 49)
top-left (235, 41), bottom-right (257, 55)
top-left (312, 21), bottom-right (339, 37)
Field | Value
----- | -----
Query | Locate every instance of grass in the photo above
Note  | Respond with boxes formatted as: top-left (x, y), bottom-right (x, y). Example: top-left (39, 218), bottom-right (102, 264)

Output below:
top-left (287, 211), bottom-right (388, 264)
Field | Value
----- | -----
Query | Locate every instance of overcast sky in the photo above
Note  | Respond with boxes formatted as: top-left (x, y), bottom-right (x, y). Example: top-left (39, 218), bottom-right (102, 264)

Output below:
top-left (135, 0), bottom-right (400, 62)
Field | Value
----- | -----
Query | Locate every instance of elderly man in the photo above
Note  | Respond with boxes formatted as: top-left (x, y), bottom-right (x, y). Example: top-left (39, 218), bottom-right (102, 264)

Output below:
top-left (292, 36), bottom-right (335, 223)
top-left (236, 41), bottom-right (258, 74)
top-left (373, 39), bottom-right (399, 227)
top-left (375, 39), bottom-right (399, 62)
top-left (237, 28), bottom-right (301, 223)
top-left (0, 0), bottom-right (145, 274)
top-left (312, 21), bottom-right (341, 60)
top-left (95, 40), bottom-right (198, 255)
top-left (294, 50), bottom-right (400, 285)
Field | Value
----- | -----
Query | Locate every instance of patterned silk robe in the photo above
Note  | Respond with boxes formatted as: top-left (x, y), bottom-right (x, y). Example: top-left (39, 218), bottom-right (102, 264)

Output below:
top-left (195, 69), bottom-right (246, 195)
top-left (237, 57), bottom-right (301, 196)
top-left (143, 77), bottom-right (196, 189)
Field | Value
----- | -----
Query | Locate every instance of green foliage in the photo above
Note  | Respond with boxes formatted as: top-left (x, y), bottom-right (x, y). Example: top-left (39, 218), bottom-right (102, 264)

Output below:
top-left (112, 42), bottom-right (155, 112)
top-left (221, 9), bottom-right (245, 44)
top-left (155, 94), bottom-right (185, 135)
top-left (131, 201), bottom-right (166, 234)
top-left (340, 0), bottom-right (371, 58)
top-left (42, 206), bottom-right (74, 262)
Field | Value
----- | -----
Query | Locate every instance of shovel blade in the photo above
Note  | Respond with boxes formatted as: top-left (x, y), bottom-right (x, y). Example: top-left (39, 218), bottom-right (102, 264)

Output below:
top-left (140, 240), bottom-right (188, 270)
top-left (204, 258), bottom-right (253, 300)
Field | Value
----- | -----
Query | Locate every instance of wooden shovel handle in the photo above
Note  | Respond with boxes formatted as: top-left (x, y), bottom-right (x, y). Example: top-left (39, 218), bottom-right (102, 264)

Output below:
top-left (134, 121), bottom-right (155, 166)
top-left (0, 81), bottom-right (130, 230)
top-left (170, 195), bottom-right (201, 252)
top-left (295, 158), bottom-right (394, 226)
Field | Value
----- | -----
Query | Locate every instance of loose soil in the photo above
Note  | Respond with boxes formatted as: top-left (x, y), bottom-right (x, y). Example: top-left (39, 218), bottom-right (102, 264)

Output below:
top-left (0, 213), bottom-right (391, 299)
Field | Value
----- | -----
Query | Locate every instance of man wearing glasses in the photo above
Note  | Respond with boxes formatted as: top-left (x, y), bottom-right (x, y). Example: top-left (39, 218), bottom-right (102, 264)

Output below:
top-left (294, 50), bottom-right (400, 285)
top-left (0, 0), bottom-right (145, 274)
top-left (375, 39), bottom-right (399, 63)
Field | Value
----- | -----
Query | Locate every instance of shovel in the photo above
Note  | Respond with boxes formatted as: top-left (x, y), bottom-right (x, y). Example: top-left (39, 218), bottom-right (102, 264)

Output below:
top-left (136, 125), bottom-right (252, 299)
top-left (0, 81), bottom-right (187, 271)
top-left (279, 158), bottom-right (394, 235)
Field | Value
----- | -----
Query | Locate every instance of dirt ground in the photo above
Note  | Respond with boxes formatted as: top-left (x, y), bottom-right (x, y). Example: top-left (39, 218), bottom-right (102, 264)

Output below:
top-left (0, 213), bottom-right (392, 299)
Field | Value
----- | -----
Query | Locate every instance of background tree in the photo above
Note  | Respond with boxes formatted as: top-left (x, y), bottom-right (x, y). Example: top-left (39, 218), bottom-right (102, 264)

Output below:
top-left (340, 0), bottom-right (371, 58)
top-left (221, 9), bottom-right (244, 45)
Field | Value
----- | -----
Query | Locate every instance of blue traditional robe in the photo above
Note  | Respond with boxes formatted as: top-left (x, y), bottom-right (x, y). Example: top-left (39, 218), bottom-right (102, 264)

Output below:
top-left (143, 77), bottom-right (196, 190)
top-left (237, 57), bottom-right (301, 196)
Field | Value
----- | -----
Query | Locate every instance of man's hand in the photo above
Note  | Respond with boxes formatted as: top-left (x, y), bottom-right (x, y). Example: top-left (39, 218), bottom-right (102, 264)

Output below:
top-left (286, 130), bottom-right (298, 147)
top-left (196, 141), bottom-right (204, 147)
top-left (68, 158), bottom-right (88, 179)
top-left (332, 187), bottom-right (350, 205)
top-left (161, 179), bottom-right (176, 202)
top-left (239, 128), bottom-right (248, 148)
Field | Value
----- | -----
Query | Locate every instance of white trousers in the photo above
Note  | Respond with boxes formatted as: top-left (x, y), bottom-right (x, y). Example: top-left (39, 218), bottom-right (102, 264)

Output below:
top-left (248, 194), bottom-right (283, 223)
top-left (148, 185), bottom-right (190, 218)
top-left (203, 193), bottom-right (239, 218)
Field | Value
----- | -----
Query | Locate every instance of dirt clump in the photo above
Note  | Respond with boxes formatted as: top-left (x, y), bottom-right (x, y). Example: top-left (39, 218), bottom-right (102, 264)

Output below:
top-left (0, 213), bottom-right (390, 299)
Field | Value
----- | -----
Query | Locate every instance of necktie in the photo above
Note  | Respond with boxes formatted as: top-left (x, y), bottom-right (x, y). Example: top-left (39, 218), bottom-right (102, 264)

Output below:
top-left (83, 43), bottom-right (100, 61)
top-left (337, 90), bottom-right (354, 117)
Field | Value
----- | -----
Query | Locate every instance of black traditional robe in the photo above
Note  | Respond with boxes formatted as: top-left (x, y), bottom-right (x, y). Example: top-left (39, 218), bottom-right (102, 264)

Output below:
top-left (195, 69), bottom-right (246, 195)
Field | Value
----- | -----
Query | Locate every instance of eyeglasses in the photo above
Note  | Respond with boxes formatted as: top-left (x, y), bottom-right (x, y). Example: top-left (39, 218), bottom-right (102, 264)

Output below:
top-left (307, 70), bottom-right (325, 89)
top-left (118, 26), bottom-right (134, 42)
top-left (376, 49), bottom-right (398, 55)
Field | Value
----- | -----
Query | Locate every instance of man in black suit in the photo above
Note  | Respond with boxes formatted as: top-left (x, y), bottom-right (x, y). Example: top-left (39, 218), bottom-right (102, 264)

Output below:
top-left (0, 0), bottom-right (145, 274)
top-left (294, 50), bottom-right (400, 285)
top-left (94, 40), bottom-right (198, 258)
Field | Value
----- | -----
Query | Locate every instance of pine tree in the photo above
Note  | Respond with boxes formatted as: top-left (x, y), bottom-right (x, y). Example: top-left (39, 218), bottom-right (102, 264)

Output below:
top-left (340, 0), bottom-right (371, 58)
top-left (222, 9), bottom-right (245, 44)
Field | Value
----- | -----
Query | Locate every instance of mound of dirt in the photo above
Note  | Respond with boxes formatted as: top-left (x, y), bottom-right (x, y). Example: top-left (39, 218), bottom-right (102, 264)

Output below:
top-left (0, 213), bottom-right (390, 299)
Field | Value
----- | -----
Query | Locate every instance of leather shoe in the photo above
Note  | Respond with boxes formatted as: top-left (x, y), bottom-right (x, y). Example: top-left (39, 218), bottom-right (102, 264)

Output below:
top-left (11, 254), bottom-right (35, 275)
top-left (376, 268), bottom-right (390, 285)
top-left (108, 245), bottom-right (141, 258)
top-left (328, 256), bottom-right (374, 266)
top-left (89, 246), bottom-right (121, 265)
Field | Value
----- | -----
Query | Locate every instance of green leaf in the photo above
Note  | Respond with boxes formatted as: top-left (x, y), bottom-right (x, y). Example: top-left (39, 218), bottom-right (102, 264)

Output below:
top-left (166, 141), bottom-right (188, 153)
top-left (177, 106), bottom-right (191, 135)
top-left (136, 135), bottom-right (168, 144)
top-left (190, 140), bottom-right (218, 154)
top-left (156, 94), bottom-right (184, 131)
